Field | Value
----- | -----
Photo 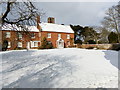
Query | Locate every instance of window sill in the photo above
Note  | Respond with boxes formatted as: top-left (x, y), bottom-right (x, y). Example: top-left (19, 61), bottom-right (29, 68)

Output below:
top-left (6, 37), bottom-right (10, 38)
top-left (31, 37), bottom-right (35, 39)
top-left (18, 46), bottom-right (22, 48)
top-left (31, 46), bottom-right (38, 47)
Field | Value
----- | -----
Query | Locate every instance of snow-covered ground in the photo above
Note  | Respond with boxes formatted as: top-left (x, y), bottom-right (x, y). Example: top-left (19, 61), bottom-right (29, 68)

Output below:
top-left (0, 48), bottom-right (119, 88)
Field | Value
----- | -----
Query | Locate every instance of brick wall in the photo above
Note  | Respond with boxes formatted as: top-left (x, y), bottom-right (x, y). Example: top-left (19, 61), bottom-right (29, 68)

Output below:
top-left (1, 30), bottom-right (74, 50)
top-left (1, 30), bottom-right (41, 50)
top-left (78, 44), bottom-right (113, 50)
top-left (41, 31), bottom-right (74, 48)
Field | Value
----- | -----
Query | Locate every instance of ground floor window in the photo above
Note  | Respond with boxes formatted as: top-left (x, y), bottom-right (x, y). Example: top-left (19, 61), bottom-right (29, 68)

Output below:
top-left (18, 42), bottom-right (22, 47)
top-left (34, 42), bottom-right (38, 47)
top-left (8, 42), bottom-right (11, 48)
top-left (31, 41), bottom-right (38, 47)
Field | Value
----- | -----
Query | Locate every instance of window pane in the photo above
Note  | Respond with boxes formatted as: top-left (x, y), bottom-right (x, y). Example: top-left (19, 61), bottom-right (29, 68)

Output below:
top-left (18, 42), bottom-right (22, 47)
top-left (6, 32), bottom-right (10, 38)
top-left (31, 33), bottom-right (35, 38)
top-left (47, 33), bottom-right (51, 38)
top-left (18, 33), bottom-right (22, 39)
top-left (58, 34), bottom-right (61, 38)
top-left (34, 42), bottom-right (38, 47)
top-left (67, 34), bottom-right (70, 39)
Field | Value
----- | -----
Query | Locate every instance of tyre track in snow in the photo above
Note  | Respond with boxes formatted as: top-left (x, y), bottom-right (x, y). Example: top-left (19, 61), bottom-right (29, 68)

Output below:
top-left (1, 49), bottom-right (118, 88)
top-left (3, 51), bottom-right (75, 88)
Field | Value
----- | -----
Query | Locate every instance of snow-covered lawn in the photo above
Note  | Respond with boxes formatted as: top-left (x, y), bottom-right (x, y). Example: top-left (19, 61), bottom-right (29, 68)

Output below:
top-left (0, 48), bottom-right (119, 88)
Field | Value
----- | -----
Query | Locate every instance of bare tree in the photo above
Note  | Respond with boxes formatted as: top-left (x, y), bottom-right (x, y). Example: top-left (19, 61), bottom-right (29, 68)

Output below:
top-left (93, 26), bottom-right (110, 44)
top-left (101, 2), bottom-right (120, 43)
top-left (0, 0), bottom-right (44, 31)
top-left (0, 0), bottom-right (44, 50)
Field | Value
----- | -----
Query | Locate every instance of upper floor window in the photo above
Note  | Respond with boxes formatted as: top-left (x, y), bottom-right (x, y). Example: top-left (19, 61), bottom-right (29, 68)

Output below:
top-left (31, 33), bottom-right (35, 38)
top-left (5, 32), bottom-right (10, 38)
top-left (47, 33), bottom-right (51, 38)
top-left (18, 33), bottom-right (22, 39)
top-left (18, 42), bottom-right (22, 47)
top-left (58, 34), bottom-right (61, 39)
top-left (67, 34), bottom-right (70, 39)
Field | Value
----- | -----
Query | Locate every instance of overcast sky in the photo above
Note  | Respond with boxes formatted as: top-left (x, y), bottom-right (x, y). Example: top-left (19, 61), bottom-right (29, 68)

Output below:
top-left (35, 2), bottom-right (119, 26)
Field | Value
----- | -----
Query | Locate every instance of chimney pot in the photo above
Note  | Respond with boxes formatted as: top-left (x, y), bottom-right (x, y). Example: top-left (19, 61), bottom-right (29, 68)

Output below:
top-left (48, 17), bottom-right (55, 24)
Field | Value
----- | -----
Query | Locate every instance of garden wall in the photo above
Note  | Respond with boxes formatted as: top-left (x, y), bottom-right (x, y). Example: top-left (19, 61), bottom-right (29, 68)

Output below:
top-left (77, 44), bottom-right (113, 50)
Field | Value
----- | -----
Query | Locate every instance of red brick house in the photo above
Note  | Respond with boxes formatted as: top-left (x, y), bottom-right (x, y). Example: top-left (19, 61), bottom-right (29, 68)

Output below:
top-left (0, 17), bottom-right (74, 50)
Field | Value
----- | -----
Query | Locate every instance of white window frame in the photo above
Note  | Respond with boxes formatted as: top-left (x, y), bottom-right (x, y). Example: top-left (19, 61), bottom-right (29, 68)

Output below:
top-left (47, 33), bottom-right (51, 38)
top-left (8, 42), bottom-right (11, 48)
top-left (31, 41), bottom-right (34, 47)
top-left (31, 33), bottom-right (35, 38)
top-left (18, 42), bottom-right (22, 47)
top-left (31, 41), bottom-right (38, 47)
top-left (67, 34), bottom-right (70, 39)
top-left (58, 34), bottom-right (61, 39)
top-left (6, 32), bottom-right (11, 38)
top-left (18, 33), bottom-right (22, 39)
top-left (34, 42), bottom-right (38, 47)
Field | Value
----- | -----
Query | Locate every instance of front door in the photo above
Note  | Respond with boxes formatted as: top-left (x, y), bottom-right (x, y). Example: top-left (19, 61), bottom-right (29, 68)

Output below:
top-left (58, 42), bottom-right (63, 48)
top-left (57, 39), bottom-right (64, 48)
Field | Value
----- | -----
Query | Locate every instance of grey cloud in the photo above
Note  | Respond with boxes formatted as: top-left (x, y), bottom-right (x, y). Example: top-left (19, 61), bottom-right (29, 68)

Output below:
top-left (35, 2), bottom-right (118, 26)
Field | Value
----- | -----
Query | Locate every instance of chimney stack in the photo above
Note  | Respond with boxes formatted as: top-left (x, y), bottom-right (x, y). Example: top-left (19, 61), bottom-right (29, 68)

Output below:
top-left (36, 15), bottom-right (41, 31)
top-left (48, 17), bottom-right (55, 24)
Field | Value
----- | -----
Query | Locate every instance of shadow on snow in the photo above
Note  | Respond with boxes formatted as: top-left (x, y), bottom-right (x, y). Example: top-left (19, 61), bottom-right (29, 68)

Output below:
top-left (102, 50), bottom-right (119, 70)
top-left (3, 50), bottom-right (76, 88)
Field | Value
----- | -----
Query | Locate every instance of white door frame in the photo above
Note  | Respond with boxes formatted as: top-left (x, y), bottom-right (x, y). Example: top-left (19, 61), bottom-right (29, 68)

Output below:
top-left (56, 38), bottom-right (64, 48)
top-left (27, 42), bottom-right (30, 50)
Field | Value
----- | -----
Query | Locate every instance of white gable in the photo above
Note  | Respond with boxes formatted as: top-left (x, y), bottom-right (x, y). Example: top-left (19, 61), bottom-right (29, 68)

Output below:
top-left (40, 23), bottom-right (74, 33)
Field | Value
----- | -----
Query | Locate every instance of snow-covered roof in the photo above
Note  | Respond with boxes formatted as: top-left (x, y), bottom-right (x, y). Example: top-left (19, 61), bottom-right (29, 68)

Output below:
top-left (27, 26), bottom-right (39, 32)
top-left (1, 24), bottom-right (39, 32)
top-left (40, 23), bottom-right (74, 33)
top-left (1, 23), bottom-right (74, 33)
